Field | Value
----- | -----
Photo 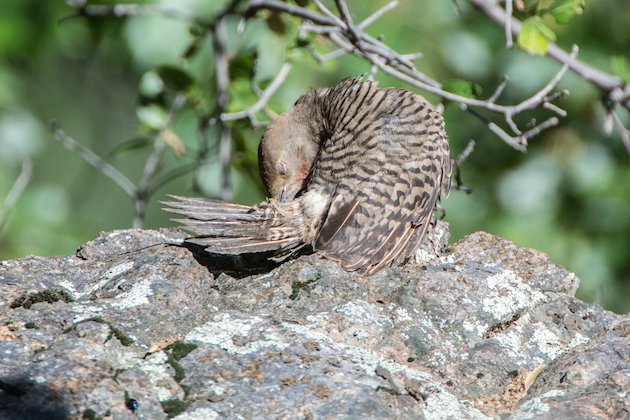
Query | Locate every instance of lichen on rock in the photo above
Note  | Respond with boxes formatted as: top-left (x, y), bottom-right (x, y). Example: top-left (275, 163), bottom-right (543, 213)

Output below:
top-left (0, 225), bottom-right (628, 418)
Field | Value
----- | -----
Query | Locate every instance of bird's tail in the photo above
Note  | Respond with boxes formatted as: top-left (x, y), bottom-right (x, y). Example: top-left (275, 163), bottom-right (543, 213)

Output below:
top-left (161, 195), bottom-right (305, 259)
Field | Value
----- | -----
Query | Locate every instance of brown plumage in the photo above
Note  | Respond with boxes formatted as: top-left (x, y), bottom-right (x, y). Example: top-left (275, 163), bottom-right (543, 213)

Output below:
top-left (163, 77), bottom-right (452, 274)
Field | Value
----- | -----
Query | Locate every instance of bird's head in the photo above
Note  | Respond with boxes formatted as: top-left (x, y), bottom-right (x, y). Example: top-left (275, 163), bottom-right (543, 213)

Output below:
top-left (258, 94), bottom-right (323, 202)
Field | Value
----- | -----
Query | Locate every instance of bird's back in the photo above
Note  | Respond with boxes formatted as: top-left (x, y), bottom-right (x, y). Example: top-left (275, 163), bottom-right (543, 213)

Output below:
top-left (307, 78), bottom-right (451, 274)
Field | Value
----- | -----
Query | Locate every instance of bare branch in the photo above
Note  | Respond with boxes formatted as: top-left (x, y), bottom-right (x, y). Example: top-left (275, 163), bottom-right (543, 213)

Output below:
top-left (401, 52), bottom-right (423, 62)
top-left (358, 0), bottom-right (399, 29)
top-left (611, 112), bottom-right (630, 154)
top-left (312, 0), bottom-right (345, 27)
top-left (504, 0), bottom-right (513, 48)
top-left (487, 122), bottom-right (527, 151)
top-left (488, 75), bottom-right (509, 103)
top-left (274, 0), bottom-right (579, 149)
top-left (134, 93), bottom-right (187, 227)
top-left (468, 0), bottom-right (630, 151)
top-left (456, 140), bottom-right (476, 167)
top-left (334, 0), bottom-right (361, 42)
top-left (306, 44), bottom-right (347, 63)
top-left (70, 0), bottom-right (630, 155)
top-left (520, 117), bottom-right (559, 143)
top-left (469, 0), bottom-right (625, 95)
top-left (50, 121), bottom-right (136, 197)
top-left (66, 2), bottom-right (206, 23)
top-left (543, 101), bottom-right (567, 117)
top-left (248, 0), bottom-right (333, 26)
top-left (510, 45), bottom-right (577, 115)
top-left (0, 159), bottom-right (33, 233)
top-left (212, 20), bottom-right (233, 201)
top-left (221, 62), bottom-right (293, 125)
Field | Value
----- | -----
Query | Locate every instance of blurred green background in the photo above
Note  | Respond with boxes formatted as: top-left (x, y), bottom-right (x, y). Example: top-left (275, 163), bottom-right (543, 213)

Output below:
top-left (0, 0), bottom-right (628, 313)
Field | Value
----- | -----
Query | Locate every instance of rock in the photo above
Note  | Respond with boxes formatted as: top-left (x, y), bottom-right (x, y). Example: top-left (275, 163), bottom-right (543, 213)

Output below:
top-left (1, 224), bottom-right (628, 419)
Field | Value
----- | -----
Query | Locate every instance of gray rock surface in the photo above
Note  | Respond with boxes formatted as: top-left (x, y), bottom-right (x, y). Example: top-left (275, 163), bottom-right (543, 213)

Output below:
top-left (1, 224), bottom-right (628, 419)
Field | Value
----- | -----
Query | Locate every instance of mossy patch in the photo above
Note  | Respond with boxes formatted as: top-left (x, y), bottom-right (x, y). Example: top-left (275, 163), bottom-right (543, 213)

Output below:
top-left (160, 398), bottom-right (189, 418)
top-left (110, 326), bottom-right (134, 347)
top-left (62, 317), bottom-right (134, 346)
top-left (164, 341), bottom-right (197, 396)
top-left (167, 355), bottom-right (186, 383)
top-left (10, 289), bottom-right (74, 309)
top-left (165, 341), bottom-right (198, 361)
top-left (82, 408), bottom-right (102, 420)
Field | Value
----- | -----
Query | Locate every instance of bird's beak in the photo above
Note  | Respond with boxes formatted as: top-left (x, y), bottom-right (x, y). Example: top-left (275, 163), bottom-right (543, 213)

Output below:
top-left (278, 185), bottom-right (287, 202)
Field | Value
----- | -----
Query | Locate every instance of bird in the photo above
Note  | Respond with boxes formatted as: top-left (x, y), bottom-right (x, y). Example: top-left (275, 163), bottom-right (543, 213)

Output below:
top-left (163, 76), bottom-right (452, 274)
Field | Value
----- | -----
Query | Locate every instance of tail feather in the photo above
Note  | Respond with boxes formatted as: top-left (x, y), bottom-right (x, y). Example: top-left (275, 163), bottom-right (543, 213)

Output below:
top-left (161, 195), bottom-right (305, 256)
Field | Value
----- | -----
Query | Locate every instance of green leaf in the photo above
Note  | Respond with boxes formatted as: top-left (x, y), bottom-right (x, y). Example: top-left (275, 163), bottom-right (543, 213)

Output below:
top-left (108, 136), bottom-right (153, 157)
top-left (611, 55), bottom-right (630, 84)
top-left (137, 104), bottom-right (168, 130)
top-left (551, 0), bottom-right (585, 24)
top-left (229, 50), bottom-right (258, 80)
top-left (139, 70), bottom-right (164, 98)
top-left (518, 17), bottom-right (556, 55)
top-left (535, 0), bottom-right (555, 13)
top-left (157, 65), bottom-right (194, 91)
top-left (226, 78), bottom-right (257, 113)
top-left (266, 11), bottom-right (286, 35)
top-left (442, 79), bottom-right (482, 99)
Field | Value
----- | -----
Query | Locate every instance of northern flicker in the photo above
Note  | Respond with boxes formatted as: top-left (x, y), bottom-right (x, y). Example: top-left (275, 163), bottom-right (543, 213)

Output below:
top-left (163, 77), bottom-right (451, 274)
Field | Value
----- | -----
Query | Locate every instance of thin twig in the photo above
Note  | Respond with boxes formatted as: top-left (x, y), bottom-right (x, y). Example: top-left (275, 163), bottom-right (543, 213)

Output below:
top-left (487, 122), bottom-right (527, 151)
top-left (505, 0), bottom-right (513, 48)
top-left (71, 0), bottom-right (630, 155)
top-left (334, 0), bottom-right (360, 42)
top-left (68, 3), bottom-right (203, 21)
top-left (50, 121), bottom-right (136, 197)
top-left (148, 162), bottom-right (199, 196)
top-left (221, 62), bottom-right (293, 125)
top-left (543, 102), bottom-right (567, 117)
top-left (0, 159), bottom-right (33, 233)
top-left (248, 0), bottom-right (333, 26)
top-left (519, 116), bottom-right (559, 144)
top-left (134, 93), bottom-right (187, 227)
top-left (510, 45), bottom-right (577, 115)
top-left (488, 75), bottom-right (509, 103)
top-left (212, 20), bottom-right (233, 201)
top-left (611, 112), bottom-right (630, 153)
top-left (358, 0), bottom-right (399, 29)
top-left (456, 140), bottom-right (476, 166)
top-left (307, 45), bottom-right (348, 63)
top-left (469, 0), bottom-right (626, 94)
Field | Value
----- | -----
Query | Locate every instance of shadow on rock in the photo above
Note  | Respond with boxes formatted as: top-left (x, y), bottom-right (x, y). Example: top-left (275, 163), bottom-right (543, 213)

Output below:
top-left (182, 241), bottom-right (306, 279)
top-left (0, 376), bottom-right (70, 420)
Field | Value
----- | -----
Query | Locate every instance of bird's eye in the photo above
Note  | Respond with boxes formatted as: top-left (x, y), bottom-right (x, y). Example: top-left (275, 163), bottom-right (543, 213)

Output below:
top-left (278, 161), bottom-right (288, 176)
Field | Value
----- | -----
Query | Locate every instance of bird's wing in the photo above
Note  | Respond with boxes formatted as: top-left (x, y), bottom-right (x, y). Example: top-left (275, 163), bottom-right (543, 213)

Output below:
top-left (312, 81), bottom-right (451, 274)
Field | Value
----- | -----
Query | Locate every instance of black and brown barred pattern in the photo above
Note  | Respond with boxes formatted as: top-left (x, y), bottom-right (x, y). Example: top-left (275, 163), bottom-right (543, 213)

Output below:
top-left (308, 77), bottom-right (451, 273)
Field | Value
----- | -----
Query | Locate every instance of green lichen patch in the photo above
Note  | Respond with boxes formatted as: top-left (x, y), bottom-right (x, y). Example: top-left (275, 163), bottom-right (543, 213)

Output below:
top-left (62, 317), bottom-right (134, 346)
top-left (165, 341), bottom-right (198, 361)
top-left (167, 355), bottom-right (186, 383)
top-left (164, 341), bottom-right (197, 390)
top-left (24, 322), bottom-right (38, 329)
top-left (160, 398), bottom-right (189, 418)
top-left (82, 408), bottom-right (103, 420)
top-left (10, 289), bottom-right (74, 309)
top-left (110, 326), bottom-right (134, 346)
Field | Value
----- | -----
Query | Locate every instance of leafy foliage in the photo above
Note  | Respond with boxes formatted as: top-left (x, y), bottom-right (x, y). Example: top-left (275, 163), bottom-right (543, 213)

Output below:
top-left (517, 0), bottom-right (585, 54)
